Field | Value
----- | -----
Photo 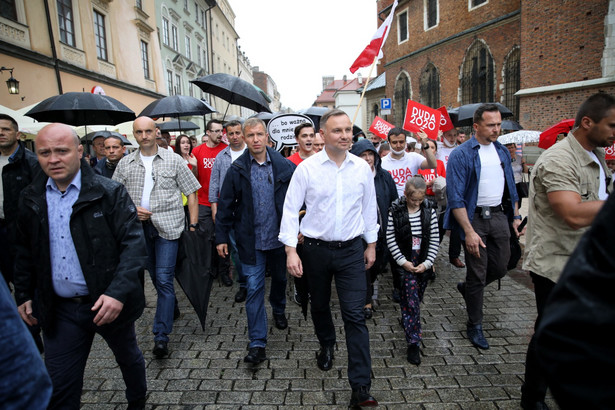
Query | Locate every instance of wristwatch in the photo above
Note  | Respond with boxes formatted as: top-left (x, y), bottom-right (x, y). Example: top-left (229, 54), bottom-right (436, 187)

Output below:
top-left (513, 215), bottom-right (522, 220)
top-left (189, 223), bottom-right (200, 229)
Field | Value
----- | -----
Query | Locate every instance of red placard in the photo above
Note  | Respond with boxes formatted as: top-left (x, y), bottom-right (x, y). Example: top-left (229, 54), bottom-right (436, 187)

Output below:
top-left (605, 143), bottom-right (615, 160)
top-left (368, 116), bottom-right (394, 140)
top-left (437, 106), bottom-right (454, 133)
top-left (403, 100), bottom-right (441, 140)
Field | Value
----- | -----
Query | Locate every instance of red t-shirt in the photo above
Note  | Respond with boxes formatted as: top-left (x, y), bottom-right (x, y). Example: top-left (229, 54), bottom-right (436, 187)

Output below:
top-left (286, 152), bottom-right (303, 165)
top-left (191, 142), bottom-right (227, 206)
top-left (417, 159), bottom-right (446, 196)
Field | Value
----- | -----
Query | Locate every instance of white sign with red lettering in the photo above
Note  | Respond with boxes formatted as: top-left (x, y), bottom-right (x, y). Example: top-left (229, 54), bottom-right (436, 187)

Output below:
top-left (437, 106), bottom-right (454, 133)
top-left (368, 116), bottom-right (394, 139)
top-left (403, 100), bottom-right (441, 140)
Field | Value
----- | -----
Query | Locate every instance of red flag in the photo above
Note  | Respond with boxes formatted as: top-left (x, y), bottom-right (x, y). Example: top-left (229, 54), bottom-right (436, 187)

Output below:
top-left (349, 1), bottom-right (399, 74)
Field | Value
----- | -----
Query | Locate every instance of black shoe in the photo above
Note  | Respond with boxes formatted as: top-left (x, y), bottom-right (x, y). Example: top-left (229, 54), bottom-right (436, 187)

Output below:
top-left (392, 288), bottom-right (401, 303)
top-left (127, 397), bottom-right (146, 410)
top-left (407, 344), bottom-right (421, 365)
top-left (349, 386), bottom-right (378, 408)
top-left (173, 304), bottom-right (181, 320)
top-left (153, 340), bottom-right (168, 358)
top-left (456, 281), bottom-right (466, 298)
top-left (273, 313), bottom-right (288, 330)
top-left (363, 307), bottom-right (373, 320)
top-left (450, 257), bottom-right (466, 268)
top-left (317, 345), bottom-right (334, 371)
top-left (520, 398), bottom-right (549, 410)
top-left (221, 274), bottom-right (233, 287)
top-left (467, 324), bottom-right (489, 349)
top-left (244, 347), bottom-right (266, 364)
top-left (234, 287), bottom-right (247, 303)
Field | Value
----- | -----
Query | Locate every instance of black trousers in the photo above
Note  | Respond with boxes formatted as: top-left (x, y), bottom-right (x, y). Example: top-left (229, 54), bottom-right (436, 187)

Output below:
top-left (521, 272), bottom-right (556, 402)
top-left (302, 237), bottom-right (372, 390)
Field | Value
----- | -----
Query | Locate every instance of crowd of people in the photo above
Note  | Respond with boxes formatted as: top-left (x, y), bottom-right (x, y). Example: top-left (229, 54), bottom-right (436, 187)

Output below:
top-left (1, 94), bottom-right (614, 409)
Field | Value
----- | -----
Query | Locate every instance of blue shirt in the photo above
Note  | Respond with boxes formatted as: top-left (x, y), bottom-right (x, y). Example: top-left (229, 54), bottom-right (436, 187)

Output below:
top-left (46, 170), bottom-right (89, 297)
top-left (250, 152), bottom-right (281, 250)
top-left (443, 137), bottom-right (519, 239)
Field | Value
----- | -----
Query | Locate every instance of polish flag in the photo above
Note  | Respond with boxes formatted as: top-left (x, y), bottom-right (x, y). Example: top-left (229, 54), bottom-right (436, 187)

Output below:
top-left (349, 0), bottom-right (399, 74)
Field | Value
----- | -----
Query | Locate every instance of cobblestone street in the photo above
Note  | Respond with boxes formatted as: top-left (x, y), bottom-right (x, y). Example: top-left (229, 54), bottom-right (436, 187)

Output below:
top-left (81, 236), bottom-right (557, 409)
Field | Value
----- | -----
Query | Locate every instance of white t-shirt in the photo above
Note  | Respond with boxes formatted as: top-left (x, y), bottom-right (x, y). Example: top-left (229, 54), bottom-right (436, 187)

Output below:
top-left (230, 146), bottom-right (246, 163)
top-left (381, 152), bottom-right (425, 197)
top-left (436, 141), bottom-right (456, 170)
top-left (477, 142), bottom-right (504, 206)
top-left (587, 150), bottom-right (608, 200)
top-left (140, 153), bottom-right (156, 210)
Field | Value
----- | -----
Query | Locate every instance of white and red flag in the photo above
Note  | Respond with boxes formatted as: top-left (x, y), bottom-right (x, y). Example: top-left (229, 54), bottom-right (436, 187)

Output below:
top-left (349, 1), bottom-right (399, 74)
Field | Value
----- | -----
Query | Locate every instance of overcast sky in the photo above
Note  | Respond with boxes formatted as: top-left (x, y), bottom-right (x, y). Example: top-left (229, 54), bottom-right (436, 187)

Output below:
top-left (230, 0), bottom-right (378, 112)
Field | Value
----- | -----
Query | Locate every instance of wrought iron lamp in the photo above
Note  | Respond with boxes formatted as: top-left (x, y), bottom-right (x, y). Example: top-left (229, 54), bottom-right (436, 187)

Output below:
top-left (0, 67), bottom-right (19, 95)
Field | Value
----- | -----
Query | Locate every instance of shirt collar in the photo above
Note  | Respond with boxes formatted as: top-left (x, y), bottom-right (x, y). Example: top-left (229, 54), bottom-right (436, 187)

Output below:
top-left (250, 150), bottom-right (271, 165)
top-left (318, 148), bottom-right (352, 166)
top-left (7, 144), bottom-right (20, 161)
top-left (46, 169), bottom-right (82, 194)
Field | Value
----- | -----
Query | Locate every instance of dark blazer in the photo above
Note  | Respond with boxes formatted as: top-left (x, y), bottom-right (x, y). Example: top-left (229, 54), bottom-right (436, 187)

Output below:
top-left (1, 142), bottom-right (41, 222)
top-left (13, 161), bottom-right (147, 334)
top-left (215, 147), bottom-right (295, 265)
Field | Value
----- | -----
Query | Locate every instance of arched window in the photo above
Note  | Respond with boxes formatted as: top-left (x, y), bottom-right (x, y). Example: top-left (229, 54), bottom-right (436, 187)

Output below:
top-left (420, 63), bottom-right (440, 108)
top-left (503, 47), bottom-right (521, 120)
top-left (394, 72), bottom-right (411, 126)
top-left (372, 103), bottom-right (379, 121)
top-left (460, 40), bottom-right (494, 104)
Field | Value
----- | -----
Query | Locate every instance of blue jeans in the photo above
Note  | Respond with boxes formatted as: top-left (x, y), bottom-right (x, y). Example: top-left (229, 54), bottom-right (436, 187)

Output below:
top-left (241, 247), bottom-right (287, 348)
top-left (143, 222), bottom-right (179, 342)
top-left (0, 279), bottom-right (52, 409)
top-left (229, 229), bottom-right (245, 288)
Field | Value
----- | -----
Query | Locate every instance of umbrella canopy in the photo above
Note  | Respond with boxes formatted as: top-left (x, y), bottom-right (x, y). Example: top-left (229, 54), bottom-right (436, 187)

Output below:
top-left (497, 130), bottom-right (540, 145)
top-left (539, 118), bottom-right (575, 149)
top-left (453, 102), bottom-right (514, 126)
top-left (501, 120), bottom-right (523, 131)
top-left (191, 73), bottom-right (272, 114)
top-left (158, 120), bottom-right (200, 132)
top-left (25, 92), bottom-right (136, 126)
top-left (175, 230), bottom-right (214, 331)
top-left (298, 106), bottom-right (329, 131)
top-left (138, 95), bottom-right (215, 118)
top-left (82, 130), bottom-right (132, 146)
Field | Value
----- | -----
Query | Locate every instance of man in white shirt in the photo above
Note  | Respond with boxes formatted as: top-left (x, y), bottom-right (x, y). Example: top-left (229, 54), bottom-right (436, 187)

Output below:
top-left (279, 109), bottom-right (379, 409)
top-left (381, 127), bottom-right (437, 198)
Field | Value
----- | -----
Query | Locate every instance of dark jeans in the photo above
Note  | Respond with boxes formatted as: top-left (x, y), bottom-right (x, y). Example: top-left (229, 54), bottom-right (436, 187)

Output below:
top-left (463, 212), bottom-right (510, 326)
top-left (449, 225), bottom-right (462, 259)
top-left (521, 272), bottom-right (556, 402)
top-left (199, 205), bottom-right (230, 278)
top-left (302, 237), bottom-right (371, 390)
top-left (0, 278), bottom-right (52, 409)
top-left (45, 299), bottom-right (146, 409)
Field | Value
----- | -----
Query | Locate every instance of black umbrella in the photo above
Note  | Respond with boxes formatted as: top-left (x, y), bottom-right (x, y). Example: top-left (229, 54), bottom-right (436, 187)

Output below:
top-left (191, 73), bottom-right (272, 116)
top-left (298, 106), bottom-right (329, 131)
top-left (453, 102), bottom-right (513, 126)
top-left (249, 111), bottom-right (277, 126)
top-left (158, 120), bottom-right (200, 132)
top-left (175, 229), bottom-right (214, 331)
top-left (82, 130), bottom-right (132, 145)
top-left (138, 95), bottom-right (216, 118)
top-left (25, 92), bottom-right (136, 126)
top-left (501, 119), bottom-right (523, 131)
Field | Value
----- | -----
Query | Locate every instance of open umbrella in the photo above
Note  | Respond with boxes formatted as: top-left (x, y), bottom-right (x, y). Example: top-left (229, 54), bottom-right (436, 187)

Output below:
top-left (158, 120), bottom-right (200, 132)
top-left (298, 107), bottom-right (329, 131)
top-left (502, 120), bottom-right (523, 131)
top-left (138, 95), bottom-right (215, 118)
top-left (191, 73), bottom-right (272, 116)
top-left (497, 130), bottom-right (540, 145)
top-left (25, 92), bottom-right (136, 126)
top-left (453, 102), bottom-right (513, 126)
top-left (82, 130), bottom-right (132, 146)
top-left (175, 229), bottom-right (214, 331)
top-left (249, 111), bottom-right (277, 126)
top-left (539, 118), bottom-right (575, 149)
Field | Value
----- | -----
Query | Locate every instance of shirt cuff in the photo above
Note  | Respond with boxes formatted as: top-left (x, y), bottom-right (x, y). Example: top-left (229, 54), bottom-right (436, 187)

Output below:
top-left (362, 229), bottom-right (379, 244)
top-left (278, 233), bottom-right (298, 248)
top-left (396, 257), bottom-right (407, 267)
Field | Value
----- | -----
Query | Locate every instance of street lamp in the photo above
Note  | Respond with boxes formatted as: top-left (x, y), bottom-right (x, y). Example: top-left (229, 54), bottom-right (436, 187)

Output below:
top-left (0, 66), bottom-right (19, 95)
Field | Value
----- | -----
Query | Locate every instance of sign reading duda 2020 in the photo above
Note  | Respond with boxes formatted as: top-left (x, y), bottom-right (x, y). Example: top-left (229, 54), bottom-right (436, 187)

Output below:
top-left (267, 113), bottom-right (314, 152)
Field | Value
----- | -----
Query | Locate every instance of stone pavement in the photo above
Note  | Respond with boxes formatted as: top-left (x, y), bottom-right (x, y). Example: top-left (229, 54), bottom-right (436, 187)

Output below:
top-left (81, 236), bottom-right (558, 409)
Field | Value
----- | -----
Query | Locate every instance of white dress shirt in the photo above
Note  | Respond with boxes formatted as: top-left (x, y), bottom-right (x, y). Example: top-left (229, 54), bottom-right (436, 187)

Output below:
top-left (278, 149), bottom-right (379, 247)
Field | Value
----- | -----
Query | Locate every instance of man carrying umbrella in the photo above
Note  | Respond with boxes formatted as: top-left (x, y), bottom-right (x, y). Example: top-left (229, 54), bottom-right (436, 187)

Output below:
top-left (520, 93), bottom-right (614, 409)
top-left (215, 118), bottom-right (295, 364)
top-left (113, 116), bottom-right (201, 358)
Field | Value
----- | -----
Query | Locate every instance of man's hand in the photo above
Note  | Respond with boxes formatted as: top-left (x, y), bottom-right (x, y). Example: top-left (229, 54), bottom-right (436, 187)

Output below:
top-left (92, 295), bottom-right (124, 326)
top-left (364, 243), bottom-right (376, 270)
top-left (297, 233), bottom-right (304, 245)
top-left (18, 300), bottom-right (38, 326)
top-left (286, 246), bottom-right (303, 278)
top-left (136, 206), bottom-right (152, 221)
top-left (216, 243), bottom-right (228, 258)
top-left (464, 230), bottom-right (486, 258)
top-left (512, 218), bottom-right (524, 237)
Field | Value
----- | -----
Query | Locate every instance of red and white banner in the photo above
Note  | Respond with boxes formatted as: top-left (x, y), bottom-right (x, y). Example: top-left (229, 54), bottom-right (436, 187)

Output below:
top-left (403, 100), bottom-right (441, 140)
top-left (605, 143), bottom-right (615, 160)
top-left (349, 0), bottom-right (399, 74)
top-left (369, 116), bottom-right (394, 140)
top-left (437, 106), bottom-right (454, 133)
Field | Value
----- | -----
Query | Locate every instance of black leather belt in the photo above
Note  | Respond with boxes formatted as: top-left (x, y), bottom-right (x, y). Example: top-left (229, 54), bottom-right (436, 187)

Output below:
top-left (59, 295), bottom-right (92, 304)
top-left (304, 236), bottom-right (361, 249)
top-left (475, 205), bottom-right (503, 214)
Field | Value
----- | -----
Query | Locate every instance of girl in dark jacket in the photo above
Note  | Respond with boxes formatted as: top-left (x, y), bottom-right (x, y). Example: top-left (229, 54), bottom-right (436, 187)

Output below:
top-left (386, 176), bottom-right (439, 365)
